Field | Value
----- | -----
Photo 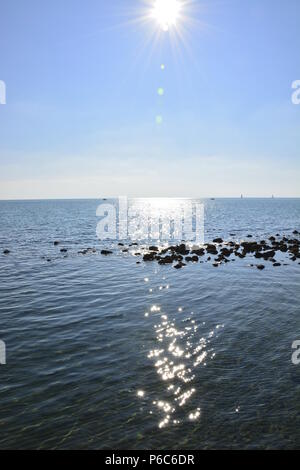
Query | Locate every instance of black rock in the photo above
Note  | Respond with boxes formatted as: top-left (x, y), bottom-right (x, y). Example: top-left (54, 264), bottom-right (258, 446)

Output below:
top-left (191, 248), bottom-right (205, 256)
top-left (206, 244), bottom-right (218, 255)
top-left (293, 230), bottom-right (299, 235)
top-left (257, 265), bottom-right (265, 270)
top-left (101, 250), bottom-right (113, 255)
top-left (143, 253), bottom-right (156, 261)
top-left (158, 256), bottom-right (173, 265)
top-left (60, 248), bottom-right (68, 253)
top-left (3, 249), bottom-right (10, 255)
top-left (173, 244), bottom-right (190, 256)
top-left (174, 263), bottom-right (183, 269)
top-left (220, 248), bottom-right (233, 257)
top-left (213, 238), bottom-right (223, 244)
top-left (54, 241), bottom-right (60, 246)
top-left (149, 246), bottom-right (159, 252)
top-left (273, 262), bottom-right (281, 267)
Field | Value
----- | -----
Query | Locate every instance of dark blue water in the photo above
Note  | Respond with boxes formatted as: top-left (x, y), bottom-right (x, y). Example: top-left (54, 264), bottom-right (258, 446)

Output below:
top-left (0, 198), bottom-right (300, 449)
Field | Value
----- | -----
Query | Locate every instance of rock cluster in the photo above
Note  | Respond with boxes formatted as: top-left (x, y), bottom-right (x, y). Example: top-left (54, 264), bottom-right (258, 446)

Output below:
top-left (124, 233), bottom-right (300, 270)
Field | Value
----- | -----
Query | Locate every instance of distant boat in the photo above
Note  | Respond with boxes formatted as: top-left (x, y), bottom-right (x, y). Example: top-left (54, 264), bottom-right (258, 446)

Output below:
top-left (211, 198), bottom-right (215, 201)
top-left (272, 195), bottom-right (275, 199)
top-left (241, 194), bottom-right (243, 199)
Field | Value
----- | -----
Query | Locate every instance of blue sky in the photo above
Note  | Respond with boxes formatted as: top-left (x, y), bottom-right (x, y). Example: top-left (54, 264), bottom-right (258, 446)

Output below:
top-left (0, 0), bottom-right (300, 198)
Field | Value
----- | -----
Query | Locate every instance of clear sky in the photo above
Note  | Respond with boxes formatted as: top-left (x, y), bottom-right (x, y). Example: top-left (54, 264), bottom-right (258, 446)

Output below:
top-left (0, 0), bottom-right (300, 199)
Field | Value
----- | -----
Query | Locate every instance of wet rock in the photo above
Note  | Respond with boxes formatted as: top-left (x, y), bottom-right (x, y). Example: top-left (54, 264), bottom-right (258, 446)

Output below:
top-left (255, 250), bottom-right (275, 260)
top-left (247, 234), bottom-right (253, 238)
top-left (213, 238), bottom-right (223, 244)
top-left (241, 241), bottom-right (261, 253)
top-left (54, 241), bottom-right (60, 246)
top-left (143, 253), bottom-right (156, 261)
top-left (149, 246), bottom-right (159, 252)
top-left (174, 263), bottom-right (184, 269)
top-left (293, 230), bottom-right (299, 235)
top-left (60, 248), bottom-right (68, 253)
top-left (191, 255), bottom-right (199, 262)
top-left (273, 262), bottom-right (281, 267)
top-left (229, 233), bottom-right (236, 237)
top-left (257, 265), bottom-right (265, 270)
top-left (269, 236), bottom-right (276, 241)
top-left (118, 242), bottom-right (124, 246)
top-left (191, 248), bottom-right (205, 256)
top-left (173, 244), bottom-right (190, 256)
top-left (3, 249), bottom-right (10, 255)
top-left (158, 256), bottom-right (174, 265)
top-left (47, 259), bottom-right (51, 262)
top-left (212, 263), bottom-right (219, 267)
top-left (101, 250), bottom-right (113, 255)
top-left (220, 247), bottom-right (233, 257)
top-left (122, 249), bottom-right (129, 253)
top-left (206, 244), bottom-right (218, 255)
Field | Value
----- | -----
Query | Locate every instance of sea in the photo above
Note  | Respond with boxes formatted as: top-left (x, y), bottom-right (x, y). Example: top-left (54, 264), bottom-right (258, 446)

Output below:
top-left (0, 198), bottom-right (300, 449)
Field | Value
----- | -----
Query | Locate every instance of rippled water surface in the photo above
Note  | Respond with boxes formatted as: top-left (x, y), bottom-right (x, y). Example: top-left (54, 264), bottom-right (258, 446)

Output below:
top-left (0, 198), bottom-right (300, 449)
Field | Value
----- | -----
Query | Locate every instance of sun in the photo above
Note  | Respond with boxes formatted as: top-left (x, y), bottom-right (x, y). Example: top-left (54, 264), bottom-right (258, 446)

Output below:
top-left (151, 0), bottom-right (182, 31)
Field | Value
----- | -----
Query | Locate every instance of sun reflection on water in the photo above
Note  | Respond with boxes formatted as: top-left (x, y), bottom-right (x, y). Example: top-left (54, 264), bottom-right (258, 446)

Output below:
top-left (137, 291), bottom-right (225, 429)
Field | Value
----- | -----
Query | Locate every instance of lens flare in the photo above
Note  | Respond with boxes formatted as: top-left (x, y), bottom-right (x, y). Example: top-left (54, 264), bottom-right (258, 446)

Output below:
top-left (151, 0), bottom-right (182, 31)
